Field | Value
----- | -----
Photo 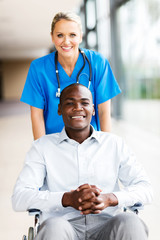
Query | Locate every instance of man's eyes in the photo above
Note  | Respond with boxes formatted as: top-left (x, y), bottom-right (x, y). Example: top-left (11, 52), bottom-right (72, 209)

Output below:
top-left (66, 102), bottom-right (74, 105)
top-left (65, 101), bottom-right (90, 106)
top-left (82, 102), bottom-right (89, 105)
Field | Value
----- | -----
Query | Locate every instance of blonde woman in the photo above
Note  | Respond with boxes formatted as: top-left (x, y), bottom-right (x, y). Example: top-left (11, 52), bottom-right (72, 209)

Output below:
top-left (21, 12), bottom-right (121, 139)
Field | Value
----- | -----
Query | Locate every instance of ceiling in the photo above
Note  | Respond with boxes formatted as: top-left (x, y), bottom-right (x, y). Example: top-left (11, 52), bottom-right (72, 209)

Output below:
top-left (0, 0), bottom-right (82, 59)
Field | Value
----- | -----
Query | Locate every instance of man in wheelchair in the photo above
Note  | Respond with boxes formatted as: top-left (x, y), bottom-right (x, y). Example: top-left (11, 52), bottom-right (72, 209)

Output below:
top-left (12, 83), bottom-right (153, 240)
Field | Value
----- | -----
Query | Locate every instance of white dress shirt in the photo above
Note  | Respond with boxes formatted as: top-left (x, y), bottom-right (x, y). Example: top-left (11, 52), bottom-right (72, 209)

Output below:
top-left (12, 126), bottom-right (153, 223)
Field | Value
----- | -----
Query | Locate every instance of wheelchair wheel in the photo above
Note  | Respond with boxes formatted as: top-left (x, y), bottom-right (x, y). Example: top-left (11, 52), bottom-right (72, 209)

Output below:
top-left (28, 227), bottom-right (34, 240)
top-left (22, 236), bottom-right (27, 240)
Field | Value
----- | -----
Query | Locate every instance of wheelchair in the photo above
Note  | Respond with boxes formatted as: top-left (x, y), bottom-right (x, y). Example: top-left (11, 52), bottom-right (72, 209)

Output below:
top-left (22, 209), bottom-right (41, 240)
top-left (22, 203), bottom-right (143, 240)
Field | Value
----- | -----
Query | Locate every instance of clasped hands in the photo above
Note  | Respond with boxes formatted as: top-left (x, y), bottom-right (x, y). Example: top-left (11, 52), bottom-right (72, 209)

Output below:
top-left (62, 184), bottom-right (118, 215)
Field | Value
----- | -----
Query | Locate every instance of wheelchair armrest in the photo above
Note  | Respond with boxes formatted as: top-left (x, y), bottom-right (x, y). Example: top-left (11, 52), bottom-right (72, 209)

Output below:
top-left (27, 209), bottom-right (41, 235)
top-left (124, 202), bottom-right (144, 214)
top-left (128, 202), bottom-right (143, 211)
top-left (28, 209), bottom-right (41, 216)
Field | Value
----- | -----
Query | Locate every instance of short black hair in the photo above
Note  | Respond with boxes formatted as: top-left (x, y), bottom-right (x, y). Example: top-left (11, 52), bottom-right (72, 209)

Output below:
top-left (60, 83), bottom-right (93, 105)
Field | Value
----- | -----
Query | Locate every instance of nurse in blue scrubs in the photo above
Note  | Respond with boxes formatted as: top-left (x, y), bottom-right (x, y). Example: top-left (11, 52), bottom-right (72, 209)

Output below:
top-left (21, 12), bottom-right (121, 140)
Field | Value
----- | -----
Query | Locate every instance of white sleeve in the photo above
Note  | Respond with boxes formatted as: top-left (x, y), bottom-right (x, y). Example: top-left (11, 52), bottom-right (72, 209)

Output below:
top-left (113, 139), bottom-right (153, 208)
top-left (12, 142), bottom-right (64, 212)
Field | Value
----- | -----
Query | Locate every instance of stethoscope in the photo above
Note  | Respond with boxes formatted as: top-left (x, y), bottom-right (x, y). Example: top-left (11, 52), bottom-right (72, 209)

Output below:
top-left (55, 48), bottom-right (92, 97)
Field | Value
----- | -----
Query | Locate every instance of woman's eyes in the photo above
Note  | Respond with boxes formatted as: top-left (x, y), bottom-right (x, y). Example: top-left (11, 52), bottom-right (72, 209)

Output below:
top-left (70, 33), bottom-right (76, 37)
top-left (57, 34), bottom-right (63, 38)
top-left (57, 33), bottom-right (76, 38)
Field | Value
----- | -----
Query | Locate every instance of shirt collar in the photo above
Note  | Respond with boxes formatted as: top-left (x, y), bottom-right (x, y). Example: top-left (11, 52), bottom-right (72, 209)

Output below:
top-left (57, 125), bottom-right (100, 144)
top-left (58, 128), bottom-right (70, 144)
top-left (88, 125), bottom-right (101, 143)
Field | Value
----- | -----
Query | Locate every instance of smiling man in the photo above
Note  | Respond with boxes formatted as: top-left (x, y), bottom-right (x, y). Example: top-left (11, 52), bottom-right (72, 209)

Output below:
top-left (12, 84), bottom-right (153, 240)
top-left (58, 83), bottom-right (95, 142)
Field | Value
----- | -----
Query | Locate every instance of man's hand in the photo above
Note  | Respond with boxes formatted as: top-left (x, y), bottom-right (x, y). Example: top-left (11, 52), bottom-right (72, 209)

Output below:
top-left (62, 184), bottom-right (118, 215)
top-left (62, 184), bottom-right (101, 211)
top-left (76, 184), bottom-right (102, 214)
top-left (80, 192), bottom-right (118, 215)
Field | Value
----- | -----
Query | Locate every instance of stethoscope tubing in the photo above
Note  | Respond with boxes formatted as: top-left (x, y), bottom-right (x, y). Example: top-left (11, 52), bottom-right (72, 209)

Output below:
top-left (55, 48), bottom-right (92, 97)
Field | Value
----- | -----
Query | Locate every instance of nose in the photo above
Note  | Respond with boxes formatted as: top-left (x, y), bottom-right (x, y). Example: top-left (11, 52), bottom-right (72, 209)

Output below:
top-left (64, 36), bottom-right (70, 44)
top-left (73, 103), bottom-right (83, 111)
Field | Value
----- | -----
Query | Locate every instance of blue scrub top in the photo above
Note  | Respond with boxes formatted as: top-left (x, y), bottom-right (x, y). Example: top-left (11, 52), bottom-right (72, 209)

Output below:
top-left (21, 49), bottom-right (121, 134)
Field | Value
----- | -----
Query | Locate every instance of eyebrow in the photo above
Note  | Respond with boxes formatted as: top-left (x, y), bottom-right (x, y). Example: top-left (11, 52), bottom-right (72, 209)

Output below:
top-left (64, 98), bottom-right (90, 101)
top-left (56, 31), bottom-right (77, 34)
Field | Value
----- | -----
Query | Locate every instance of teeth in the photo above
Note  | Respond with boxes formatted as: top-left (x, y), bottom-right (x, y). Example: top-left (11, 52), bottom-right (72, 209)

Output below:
top-left (72, 116), bottom-right (83, 119)
top-left (62, 47), bottom-right (72, 50)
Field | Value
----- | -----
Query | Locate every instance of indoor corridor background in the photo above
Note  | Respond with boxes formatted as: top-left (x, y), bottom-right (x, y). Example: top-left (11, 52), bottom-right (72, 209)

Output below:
top-left (0, 0), bottom-right (160, 239)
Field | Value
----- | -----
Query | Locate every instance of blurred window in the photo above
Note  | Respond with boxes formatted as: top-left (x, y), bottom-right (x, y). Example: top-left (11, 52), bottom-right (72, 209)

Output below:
top-left (118, 0), bottom-right (160, 99)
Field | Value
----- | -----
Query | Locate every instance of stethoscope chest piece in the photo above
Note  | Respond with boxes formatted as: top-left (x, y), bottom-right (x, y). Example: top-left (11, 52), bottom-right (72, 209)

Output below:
top-left (56, 88), bottom-right (60, 98)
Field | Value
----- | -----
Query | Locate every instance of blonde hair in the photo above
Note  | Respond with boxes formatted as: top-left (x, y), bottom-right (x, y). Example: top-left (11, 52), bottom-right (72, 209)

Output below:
top-left (51, 12), bottom-right (82, 34)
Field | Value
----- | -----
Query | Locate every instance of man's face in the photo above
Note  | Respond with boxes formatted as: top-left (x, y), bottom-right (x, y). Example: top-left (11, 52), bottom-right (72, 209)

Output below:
top-left (58, 85), bottom-right (95, 132)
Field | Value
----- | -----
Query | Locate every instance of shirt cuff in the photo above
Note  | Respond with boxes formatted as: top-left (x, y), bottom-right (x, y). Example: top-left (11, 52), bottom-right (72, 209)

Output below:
top-left (113, 191), bottom-right (136, 208)
top-left (39, 191), bottom-right (65, 212)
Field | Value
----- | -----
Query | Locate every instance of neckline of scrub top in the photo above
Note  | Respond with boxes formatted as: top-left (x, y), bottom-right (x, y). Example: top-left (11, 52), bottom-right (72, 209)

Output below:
top-left (56, 52), bottom-right (84, 83)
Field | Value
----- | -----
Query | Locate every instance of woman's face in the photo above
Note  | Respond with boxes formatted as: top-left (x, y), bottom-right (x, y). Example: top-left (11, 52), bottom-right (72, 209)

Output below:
top-left (51, 19), bottom-right (82, 58)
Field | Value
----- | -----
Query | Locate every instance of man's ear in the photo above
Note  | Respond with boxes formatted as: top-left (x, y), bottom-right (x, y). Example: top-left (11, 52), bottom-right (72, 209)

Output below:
top-left (58, 104), bottom-right (62, 116)
top-left (92, 104), bottom-right (95, 116)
